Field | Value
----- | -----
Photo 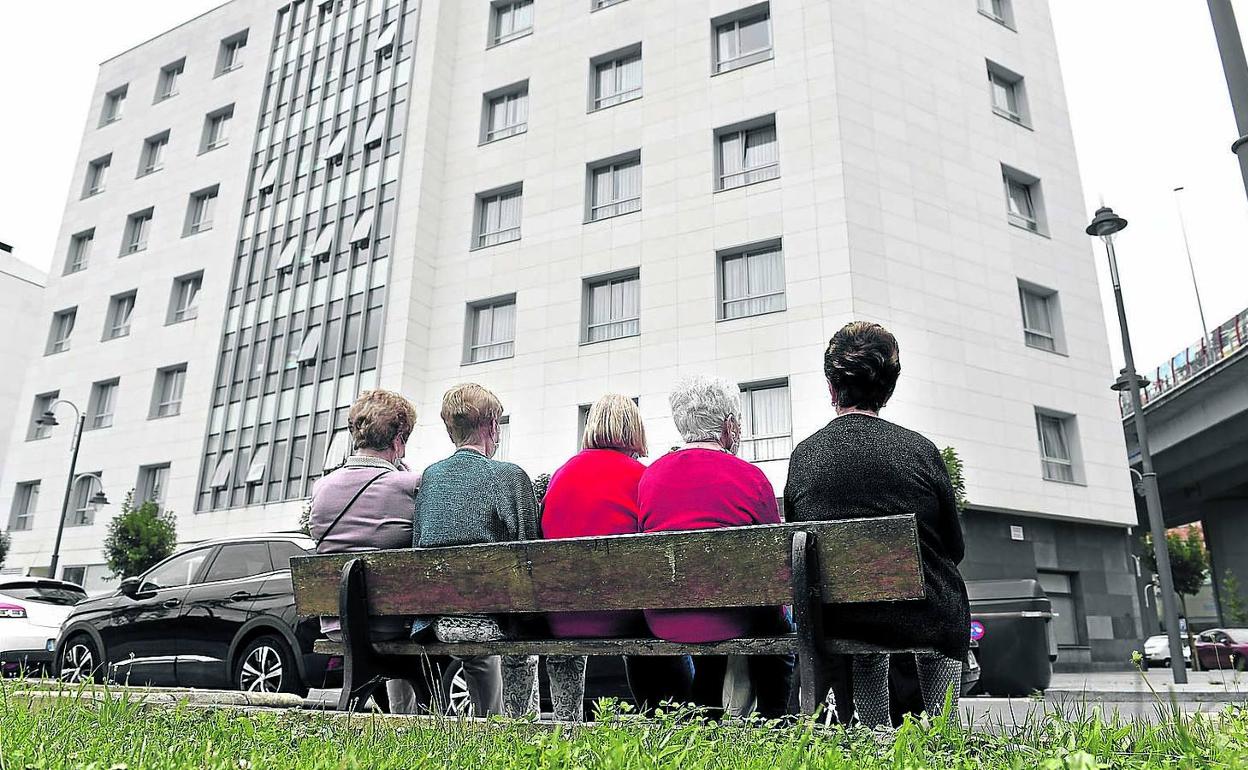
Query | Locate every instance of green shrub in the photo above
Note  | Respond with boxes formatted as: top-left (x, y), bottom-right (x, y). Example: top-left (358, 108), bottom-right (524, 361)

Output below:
top-left (941, 447), bottom-right (968, 513)
top-left (0, 529), bottom-right (9, 571)
top-left (103, 490), bottom-right (178, 579)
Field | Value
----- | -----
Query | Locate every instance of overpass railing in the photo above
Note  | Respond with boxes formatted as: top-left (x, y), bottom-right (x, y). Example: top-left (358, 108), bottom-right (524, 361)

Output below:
top-left (1121, 306), bottom-right (1248, 417)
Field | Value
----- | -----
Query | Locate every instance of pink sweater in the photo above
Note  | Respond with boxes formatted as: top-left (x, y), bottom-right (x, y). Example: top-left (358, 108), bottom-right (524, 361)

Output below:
top-left (637, 448), bottom-right (782, 643)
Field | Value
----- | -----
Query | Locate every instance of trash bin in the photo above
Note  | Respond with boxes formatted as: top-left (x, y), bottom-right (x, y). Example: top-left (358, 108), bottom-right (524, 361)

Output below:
top-left (967, 578), bottom-right (1054, 697)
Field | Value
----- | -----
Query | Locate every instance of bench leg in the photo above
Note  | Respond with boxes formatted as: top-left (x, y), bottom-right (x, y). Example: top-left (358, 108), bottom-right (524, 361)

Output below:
top-left (337, 557), bottom-right (383, 713)
top-left (791, 530), bottom-right (827, 717)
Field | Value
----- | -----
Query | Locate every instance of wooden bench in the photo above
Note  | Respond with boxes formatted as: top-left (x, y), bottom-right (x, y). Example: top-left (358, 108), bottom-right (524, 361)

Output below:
top-left (290, 515), bottom-right (927, 715)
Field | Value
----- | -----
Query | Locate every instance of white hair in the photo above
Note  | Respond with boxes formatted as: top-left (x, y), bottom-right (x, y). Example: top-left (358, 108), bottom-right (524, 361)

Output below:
top-left (669, 374), bottom-right (741, 443)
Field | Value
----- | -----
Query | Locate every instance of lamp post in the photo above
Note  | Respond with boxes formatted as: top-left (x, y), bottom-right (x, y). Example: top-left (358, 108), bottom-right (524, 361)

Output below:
top-left (36, 402), bottom-right (110, 579)
top-left (1206, 0), bottom-right (1248, 204)
top-left (1087, 206), bottom-right (1188, 684)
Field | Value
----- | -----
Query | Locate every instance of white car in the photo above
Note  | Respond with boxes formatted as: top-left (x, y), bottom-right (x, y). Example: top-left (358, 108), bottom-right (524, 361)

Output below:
top-left (1, 579), bottom-right (87, 676)
top-left (1143, 633), bottom-right (1192, 668)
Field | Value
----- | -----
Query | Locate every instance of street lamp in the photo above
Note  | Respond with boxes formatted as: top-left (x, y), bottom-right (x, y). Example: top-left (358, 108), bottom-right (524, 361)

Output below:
top-left (1087, 206), bottom-right (1188, 684)
top-left (36, 401), bottom-right (109, 578)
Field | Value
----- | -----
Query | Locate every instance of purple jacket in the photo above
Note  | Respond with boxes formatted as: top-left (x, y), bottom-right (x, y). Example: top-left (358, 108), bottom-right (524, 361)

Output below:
top-left (308, 455), bottom-right (421, 637)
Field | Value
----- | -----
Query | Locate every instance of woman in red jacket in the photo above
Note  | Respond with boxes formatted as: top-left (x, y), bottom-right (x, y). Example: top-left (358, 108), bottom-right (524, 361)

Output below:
top-left (540, 394), bottom-right (657, 719)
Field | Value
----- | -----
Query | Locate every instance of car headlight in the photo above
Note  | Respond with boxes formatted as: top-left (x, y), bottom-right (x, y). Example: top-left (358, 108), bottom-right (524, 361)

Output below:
top-left (0, 603), bottom-right (27, 619)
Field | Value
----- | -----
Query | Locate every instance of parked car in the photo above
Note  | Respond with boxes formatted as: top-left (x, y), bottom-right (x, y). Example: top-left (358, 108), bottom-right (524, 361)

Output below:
top-left (1, 578), bottom-right (88, 676)
top-left (1142, 634), bottom-right (1192, 668)
top-left (55, 534), bottom-right (338, 694)
top-left (1195, 628), bottom-right (1248, 671)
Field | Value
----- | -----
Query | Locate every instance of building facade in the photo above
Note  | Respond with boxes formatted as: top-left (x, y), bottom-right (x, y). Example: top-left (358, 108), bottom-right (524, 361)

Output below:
top-left (0, 0), bottom-right (1142, 663)
top-left (0, 243), bottom-right (47, 501)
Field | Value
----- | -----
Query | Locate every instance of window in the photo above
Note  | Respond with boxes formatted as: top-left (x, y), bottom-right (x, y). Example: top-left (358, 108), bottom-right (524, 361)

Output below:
top-left (490, 0), bottom-right (533, 46)
top-left (474, 185), bottom-right (522, 248)
top-left (716, 117), bottom-right (779, 190)
top-left (9, 481), bottom-right (39, 531)
top-left (152, 364), bottom-right (187, 418)
top-left (60, 566), bottom-right (87, 585)
top-left (140, 131), bottom-right (169, 176)
top-left (713, 4), bottom-right (772, 73)
top-left (201, 106), bottom-right (233, 152)
top-left (466, 296), bottom-right (516, 363)
top-left (137, 464), bottom-right (170, 508)
top-left (987, 61), bottom-right (1027, 123)
top-left (592, 45), bottom-right (642, 110)
top-left (269, 541), bottom-right (309, 571)
top-left (210, 453), bottom-right (233, 490)
top-left (217, 31), bottom-right (248, 75)
top-left (142, 548), bottom-right (210, 591)
top-left (65, 230), bottom-right (93, 275)
top-left (578, 398), bottom-right (637, 446)
top-left (739, 380), bottom-right (792, 462)
top-left (1037, 571), bottom-right (1082, 646)
top-left (87, 379), bottom-right (119, 430)
top-left (185, 186), bottom-right (219, 235)
top-left (592, 0), bottom-right (627, 8)
top-left (100, 85), bottom-right (127, 125)
top-left (155, 59), bottom-right (184, 101)
top-left (719, 240), bottom-right (785, 319)
top-left (584, 271), bottom-right (640, 343)
top-left (83, 155), bottom-right (110, 197)
top-left (47, 308), bottom-right (76, 354)
top-left (496, 416), bottom-right (511, 461)
top-left (169, 272), bottom-right (202, 323)
top-left (587, 152), bottom-right (642, 222)
top-left (204, 543), bottom-right (273, 582)
top-left (70, 473), bottom-right (103, 527)
top-left (321, 131), bottom-right (348, 166)
top-left (325, 430), bottom-right (351, 471)
top-left (105, 291), bottom-right (136, 340)
top-left (122, 208), bottom-right (154, 255)
top-left (978, 0), bottom-right (1015, 28)
top-left (1019, 283), bottom-right (1060, 352)
top-left (1002, 166), bottom-right (1042, 232)
top-left (481, 81), bottom-right (528, 143)
top-left (1035, 411), bottom-right (1077, 483)
top-left (28, 391), bottom-right (59, 440)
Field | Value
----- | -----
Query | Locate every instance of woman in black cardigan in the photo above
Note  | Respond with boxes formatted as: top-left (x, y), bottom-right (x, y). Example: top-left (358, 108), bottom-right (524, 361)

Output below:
top-left (784, 321), bottom-right (970, 728)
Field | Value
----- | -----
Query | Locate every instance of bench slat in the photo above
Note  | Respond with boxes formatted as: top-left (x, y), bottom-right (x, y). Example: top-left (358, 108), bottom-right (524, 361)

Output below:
top-left (312, 637), bottom-right (937, 658)
top-left (292, 517), bottom-right (922, 617)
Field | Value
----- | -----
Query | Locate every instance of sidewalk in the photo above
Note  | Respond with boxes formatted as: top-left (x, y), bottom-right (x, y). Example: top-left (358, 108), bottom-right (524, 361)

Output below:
top-left (1045, 670), bottom-right (1248, 703)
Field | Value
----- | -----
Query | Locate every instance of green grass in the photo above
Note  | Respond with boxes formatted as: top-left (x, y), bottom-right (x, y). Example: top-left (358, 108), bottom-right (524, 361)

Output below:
top-left (1, 682), bottom-right (1246, 769)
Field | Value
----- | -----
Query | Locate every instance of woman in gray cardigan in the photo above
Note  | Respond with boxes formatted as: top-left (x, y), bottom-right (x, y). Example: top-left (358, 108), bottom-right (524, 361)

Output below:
top-left (307, 389), bottom-right (426, 713)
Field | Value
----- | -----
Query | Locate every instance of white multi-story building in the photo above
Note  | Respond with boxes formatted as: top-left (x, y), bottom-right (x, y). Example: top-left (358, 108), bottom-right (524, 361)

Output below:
top-left (0, 243), bottom-right (46, 499)
top-left (0, 0), bottom-right (1141, 664)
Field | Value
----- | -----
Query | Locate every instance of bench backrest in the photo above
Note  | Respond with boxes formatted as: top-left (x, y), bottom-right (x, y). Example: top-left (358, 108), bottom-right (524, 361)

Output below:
top-left (291, 516), bottom-right (923, 618)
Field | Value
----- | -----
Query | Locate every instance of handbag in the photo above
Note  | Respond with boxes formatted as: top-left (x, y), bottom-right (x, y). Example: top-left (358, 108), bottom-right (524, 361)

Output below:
top-left (433, 615), bottom-right (506, 643)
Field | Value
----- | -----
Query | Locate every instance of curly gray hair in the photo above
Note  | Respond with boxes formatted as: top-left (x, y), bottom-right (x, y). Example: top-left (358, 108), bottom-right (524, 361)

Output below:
top-left (668, 374), bottom-right (741, 443)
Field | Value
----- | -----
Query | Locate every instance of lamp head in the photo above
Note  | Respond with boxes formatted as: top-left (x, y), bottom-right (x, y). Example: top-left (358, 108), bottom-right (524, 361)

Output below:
top-left (36, 410), bottom-right (59, 427)
top-left (89, 490), bottom-right (110, 509)
top-left (1086, 206), bottom-right (1128, 238)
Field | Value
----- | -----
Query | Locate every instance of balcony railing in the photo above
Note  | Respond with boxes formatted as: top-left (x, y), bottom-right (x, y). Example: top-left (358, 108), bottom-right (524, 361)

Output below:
top-left (1121, 306), bottom-right (1248, 416)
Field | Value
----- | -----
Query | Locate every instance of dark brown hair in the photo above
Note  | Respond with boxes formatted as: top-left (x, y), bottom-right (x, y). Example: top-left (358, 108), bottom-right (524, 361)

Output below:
top-left (823, 321), bottom-right (901, 412)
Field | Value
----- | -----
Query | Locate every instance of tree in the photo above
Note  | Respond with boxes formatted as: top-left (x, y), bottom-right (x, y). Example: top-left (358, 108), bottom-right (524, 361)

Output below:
top-left (1141, 526), bottom-right (1209, 613)
top-left (0, 530), bottom-right (10, 572)
top-left (103, 490), bottom-right (178, 579)
top-left (940, 447), bottom-right (968, 513)
top-left (1221, 569), bottom-right (1248, 626)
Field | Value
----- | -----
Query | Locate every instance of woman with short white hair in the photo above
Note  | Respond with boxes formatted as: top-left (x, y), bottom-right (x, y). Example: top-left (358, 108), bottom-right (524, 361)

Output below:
top-left (635, 374), bottom-right (794, 719)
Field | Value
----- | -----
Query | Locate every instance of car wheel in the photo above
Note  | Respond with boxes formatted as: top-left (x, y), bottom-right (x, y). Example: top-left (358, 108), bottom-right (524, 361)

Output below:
top-left (439, 660), bottom-right (476, 718)
top-left (59, 635), bottom-right (102, 684)
top-left (235, 635), bottom-right (305, 696)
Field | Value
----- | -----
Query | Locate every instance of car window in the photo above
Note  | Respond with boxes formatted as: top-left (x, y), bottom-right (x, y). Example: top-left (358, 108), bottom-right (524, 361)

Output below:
top-left (142, 549), bottom-right (210, 591)
top-left (1227, 629), bottom-right (1248, 644)
top-left (268, 541), bottom-right (310, 571)
top-left (204, 543), bottom-right (275, 583)
top-left (0, 583), bottom-right (87, 606)
top-left (1199, 632), bottom-right (1216, 643)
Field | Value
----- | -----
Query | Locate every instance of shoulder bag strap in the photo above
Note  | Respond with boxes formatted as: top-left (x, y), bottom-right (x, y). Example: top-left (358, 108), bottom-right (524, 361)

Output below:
top-left (314, 470), bottom-right (391, 547)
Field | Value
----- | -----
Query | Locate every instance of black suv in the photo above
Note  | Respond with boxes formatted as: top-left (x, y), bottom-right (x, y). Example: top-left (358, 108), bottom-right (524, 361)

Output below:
top-left (55, 534), bottom-right (336, 695)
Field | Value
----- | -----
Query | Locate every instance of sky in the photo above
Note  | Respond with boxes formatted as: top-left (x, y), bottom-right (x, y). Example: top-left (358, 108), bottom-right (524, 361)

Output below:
top-left (1, 1), bottom-right (1246, 372)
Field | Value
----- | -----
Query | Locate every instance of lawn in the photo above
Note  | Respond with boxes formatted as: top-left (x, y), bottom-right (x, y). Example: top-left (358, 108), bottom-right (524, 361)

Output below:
top-left (1, 683), bottom-right (1246, 769)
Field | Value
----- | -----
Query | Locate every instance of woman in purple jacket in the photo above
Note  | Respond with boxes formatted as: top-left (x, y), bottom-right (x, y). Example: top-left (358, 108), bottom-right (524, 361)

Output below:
top-left (307, 389), bottom-right (425, 712)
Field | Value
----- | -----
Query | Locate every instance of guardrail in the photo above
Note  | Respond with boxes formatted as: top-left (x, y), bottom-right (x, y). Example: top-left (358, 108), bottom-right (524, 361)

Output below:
top-left (1121, 307), bottom-right (1248, 417)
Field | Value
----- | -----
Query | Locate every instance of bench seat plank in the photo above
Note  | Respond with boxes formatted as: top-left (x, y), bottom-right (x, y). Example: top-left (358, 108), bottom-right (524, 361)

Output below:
top-left (313, 637), bottom-right (936, 658)
top-left (292, 517), bottom-right (922, 618)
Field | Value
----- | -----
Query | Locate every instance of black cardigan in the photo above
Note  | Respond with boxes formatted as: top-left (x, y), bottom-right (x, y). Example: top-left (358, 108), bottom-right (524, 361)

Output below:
top-left (784, 414), bottom-right (970, 660)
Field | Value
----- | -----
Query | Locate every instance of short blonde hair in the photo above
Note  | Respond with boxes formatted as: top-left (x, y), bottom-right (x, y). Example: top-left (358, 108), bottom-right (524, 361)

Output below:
top-left (348, 390), bottom-right (417, 451)
top-left (582, 393), bottom-right (648, 456)
top-left (440, 383), bottom-right (504, 446)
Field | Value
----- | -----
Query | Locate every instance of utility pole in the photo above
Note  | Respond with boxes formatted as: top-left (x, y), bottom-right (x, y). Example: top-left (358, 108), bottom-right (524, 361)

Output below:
top-left (1207, 0), bottom-right (1248, 203)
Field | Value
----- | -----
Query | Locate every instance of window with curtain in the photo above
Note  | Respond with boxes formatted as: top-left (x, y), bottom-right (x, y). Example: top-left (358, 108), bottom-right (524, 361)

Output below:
top-left (9, 481), bottom-right (39, 531)
top-left (476, 188), bottom-right (523, 247)
top-left (491, 0), bottom-right (533, 45)
top-left (101, 86), bottom-right (127, 125)
top-left (138, 464), bottom-right (170, 507)
top-left (740, 381), bottom-right (792, 462)
top-left (714, 7), bottom-right (772, 73)
top-left (1036, 412), bottom-right (1076, 482)
top-left (589, 155), bottom-right (641, 221)
top-left (202, 107), bottom-right (233, 151)
top-left (141, 132), bottom-right (169, 175)
top-left (106, 292), bottom-right (136, 339)
top-left (1037, 571), bottom-right (1082, 645)
top-left (171, 273), bottom-right (202, 323)
top-left (593, 48), bottom-right (642, 109)
top-left (718, 120), bottom-right (779, 190)
top-left (720, 242), bottom-right (785, 319)
top-left (496, 417), bottom-right (511, 461)
top-left (187, 188), bottom-right (218, 234)
top-left (484, 85), bottom-right (528, 142)
top-left (70, 473), bottom-right (103, 527)
top-left (585, 272), bottom-right (640, 342)
top-left (467, 297), bottom-right (516, 363)
top-left (154, 365), bottom-right (187, 418)
top-left (84, 155), bottom-right (110, 197)
top-left (593, 0), bottom-right (628, 8)
top-left (29, 391), bottom-right (59, 440)
top-left (1004, 174), bottom-right (1038, 230)
top-left (48, 308), bottom-right (76, 354)
top-left (1019, 286), bottom-right (1057, 351)
top-left (978, 0), bottom-right (1011, 24)
top-left (67, 230), bottom-right (93, 274)
top-left (989, 67), bottom-right (1023, 121)
top-left (156, 59), bottom-right (184, 101)
top-left (218, 31), bottom-right (248, 74)
top-left (89, 380), bottom-right (119, 430)
top-left (123, 209), bottom-right (153, 254)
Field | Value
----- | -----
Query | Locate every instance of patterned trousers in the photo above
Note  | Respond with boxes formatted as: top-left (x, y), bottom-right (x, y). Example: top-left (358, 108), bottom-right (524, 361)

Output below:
top-left (500, 654), bottom-right (588, 722)
top-left (852, 652), bottom-right (962, 728)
